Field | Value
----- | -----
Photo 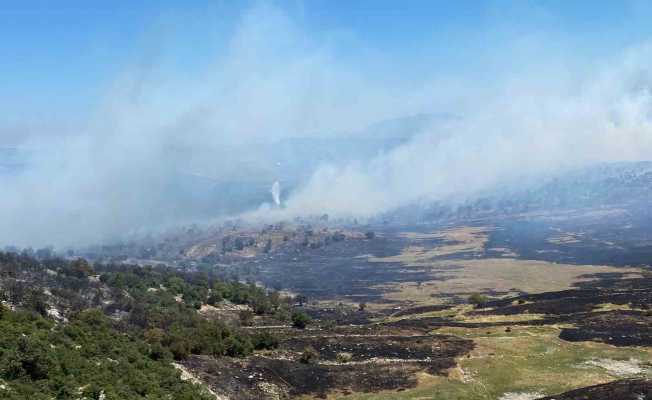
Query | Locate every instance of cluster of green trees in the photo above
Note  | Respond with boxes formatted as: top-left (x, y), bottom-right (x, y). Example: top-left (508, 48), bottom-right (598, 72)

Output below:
top-left (0, 306), bottom-right (213, 400)
top-left (93, 264), bottom-right (288, 359)
top-left (0, 251), bottom-right (304, 398)
top-left (96, 263), bottom-right (290, 314)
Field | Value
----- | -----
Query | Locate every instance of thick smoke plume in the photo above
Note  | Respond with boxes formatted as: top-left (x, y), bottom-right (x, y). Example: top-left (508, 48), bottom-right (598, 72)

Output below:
top-left (282, 48), bottom-right (652, 218)
top-left (3, 4), bottom-right (652, 247)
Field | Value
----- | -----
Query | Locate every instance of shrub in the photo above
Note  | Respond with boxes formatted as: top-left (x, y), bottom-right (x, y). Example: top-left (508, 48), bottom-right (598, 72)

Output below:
top-left (143, 328), bottom-right (165, 343)
top-left (273, 308), bottom-right (291, 322)
top-left (468, 293), bottom-right (489, 307)
top-left (206, 293), bottom-right (222, 306)
top-left (251, 331), bottom-right (279, 350)
top-left (251, 296), bottom-right (272, 315)
top-left (336, 352), bottom-right (353, 363)
top-left (291, 310), bottom-right (312, 329)
top-left (169, 340), bottom-right (190, 360)
top-left (239, 310), bottom-right (254, 326)
top-left (224, 336), bottom-right (253, 357)
top-left (321, 319), bottom-right (337, 329)
top-left (149, 343), bottom-right (171, 361)
top-left (295, 295), bottom-right (307, 307)
top-left (299, 346), bottom-right (319, 364)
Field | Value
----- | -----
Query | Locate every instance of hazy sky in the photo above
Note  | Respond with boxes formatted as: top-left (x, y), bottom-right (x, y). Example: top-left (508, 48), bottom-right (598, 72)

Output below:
top-left (4, 1), bottom-right (652, 247)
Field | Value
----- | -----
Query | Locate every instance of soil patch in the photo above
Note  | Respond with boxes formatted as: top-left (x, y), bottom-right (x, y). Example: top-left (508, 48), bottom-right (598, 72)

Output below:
top-left (182, 355), bottom-right (460, 399)
top-left (279, 334), bottom-right (473, 362)
top-left (537, 379), bottom-right (652, 400)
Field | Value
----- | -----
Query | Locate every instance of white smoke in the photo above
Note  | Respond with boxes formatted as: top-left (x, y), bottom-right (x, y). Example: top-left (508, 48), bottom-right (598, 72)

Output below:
top-left (279, 44), bottom-right (652, 218)
top-left (4, 3), bottom-right (652, 247)
top-left (271, 181), bottom-right (281, 207)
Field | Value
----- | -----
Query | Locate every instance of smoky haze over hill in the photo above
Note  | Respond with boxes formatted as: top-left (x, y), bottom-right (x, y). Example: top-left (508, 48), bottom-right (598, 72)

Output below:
top-left (4, 4), bottom-right (652, 248)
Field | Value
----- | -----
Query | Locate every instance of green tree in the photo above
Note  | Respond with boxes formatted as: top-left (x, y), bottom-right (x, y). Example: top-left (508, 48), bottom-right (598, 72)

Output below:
top-left (291, 310), bottom-right (312, 329)
top-left (468, 293), bottom-right (488, 307)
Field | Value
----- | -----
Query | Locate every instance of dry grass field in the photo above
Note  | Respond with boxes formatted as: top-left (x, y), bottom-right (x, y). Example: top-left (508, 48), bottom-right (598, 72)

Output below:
top-left (365, 226), bottom-right (643, 308)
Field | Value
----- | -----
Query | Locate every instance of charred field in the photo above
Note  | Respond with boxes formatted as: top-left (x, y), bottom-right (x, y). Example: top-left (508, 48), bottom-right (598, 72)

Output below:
top-left (180, 331), bottom-right (474, 399)
top-left (3, 189), bottom-right (652, 399)
top-left (135, 203), bottom-right (652, 399)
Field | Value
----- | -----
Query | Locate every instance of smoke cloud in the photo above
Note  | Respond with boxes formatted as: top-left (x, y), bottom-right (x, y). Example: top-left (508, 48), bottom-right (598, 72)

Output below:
top-left (284, 47), bottom-right (652, 218)
top-left (3, 3), bottom-right (652, 247)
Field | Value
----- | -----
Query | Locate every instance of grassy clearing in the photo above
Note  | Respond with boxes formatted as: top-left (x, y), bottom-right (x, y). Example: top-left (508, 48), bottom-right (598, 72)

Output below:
top-left (332, 325), bottom-right (652, 400)
top-left (364, 225), bottom-right (643, 310)
top-left (371, 227), bottom-right (490, 264)
top-left (383, 305), bottom-right (473, 323)
top-left (454, 313), bottom-right (546, 324)
top-left (385, 306), bottom-right (545, 325)
top-left (373, 258), bottom-right (643, 307)
top-left (593, 302), bottom-right (643, 312)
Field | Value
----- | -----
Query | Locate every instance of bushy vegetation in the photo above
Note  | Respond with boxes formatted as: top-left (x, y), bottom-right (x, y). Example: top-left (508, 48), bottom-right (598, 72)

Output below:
top-left (299, 345), bottom-right (320, 364)
top-left (0, 306), bottom-right (213, 399)
top-left (0, 251), bottom-right (293, 397)
top-left (336, 351), bottom-right (353, 363)
top-left (292, 310), bottom-right (312, 329)
top-left (96, 265), bottom-right (287, 359)
top-left (468, 293), bottom-right (489, 307)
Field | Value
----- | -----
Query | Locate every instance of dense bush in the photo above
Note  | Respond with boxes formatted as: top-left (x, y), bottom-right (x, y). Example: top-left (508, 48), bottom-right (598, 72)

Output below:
top-left (0, 251), bottom-right (293, 397)
top-left (251, 330), bottom-right (279, 350)
top-left (292, 310), bottom-right (312, 329)
top-left (0, 306), bottom-right (213, 399)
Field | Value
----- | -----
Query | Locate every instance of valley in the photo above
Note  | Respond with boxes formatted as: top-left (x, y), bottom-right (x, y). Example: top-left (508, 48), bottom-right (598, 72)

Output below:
top-left (119, 203), bottom-right (652, 399)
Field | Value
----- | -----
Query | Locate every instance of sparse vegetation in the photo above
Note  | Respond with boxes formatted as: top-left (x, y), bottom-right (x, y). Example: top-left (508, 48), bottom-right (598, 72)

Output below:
top-left (343, 324), bottom-right (652, 400)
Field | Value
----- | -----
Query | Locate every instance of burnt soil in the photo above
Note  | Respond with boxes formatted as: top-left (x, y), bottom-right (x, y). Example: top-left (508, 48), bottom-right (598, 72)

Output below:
top-left (538, 379), bottom-right (652, 400)
top-left (182, 329), bottom-right (473, 399)
top-left (233, 226), bottom-right (460, 304)
top-left (183, 205), bottom-right (652, 398)
top-left (487, 204), bottom-right (652, 267)
top-left (184, 347), bottom-right (471, 399)
top-left (279, 334), bottom-right (472, 362)
top-left (373, 273), bottom-right (652, 347)
top-left (468, 276), bottom-right (652, 347)
top-left (184, 355), bottom-right (426, 399)
top-left (558, 310), bottom-right (652, 346)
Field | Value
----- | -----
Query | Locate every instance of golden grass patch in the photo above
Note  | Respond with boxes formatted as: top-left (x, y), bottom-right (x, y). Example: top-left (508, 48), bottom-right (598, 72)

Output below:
top-left (371, 226), bottom-right (491, 263)
top-left (374, 258), bottom-right (642, 307)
